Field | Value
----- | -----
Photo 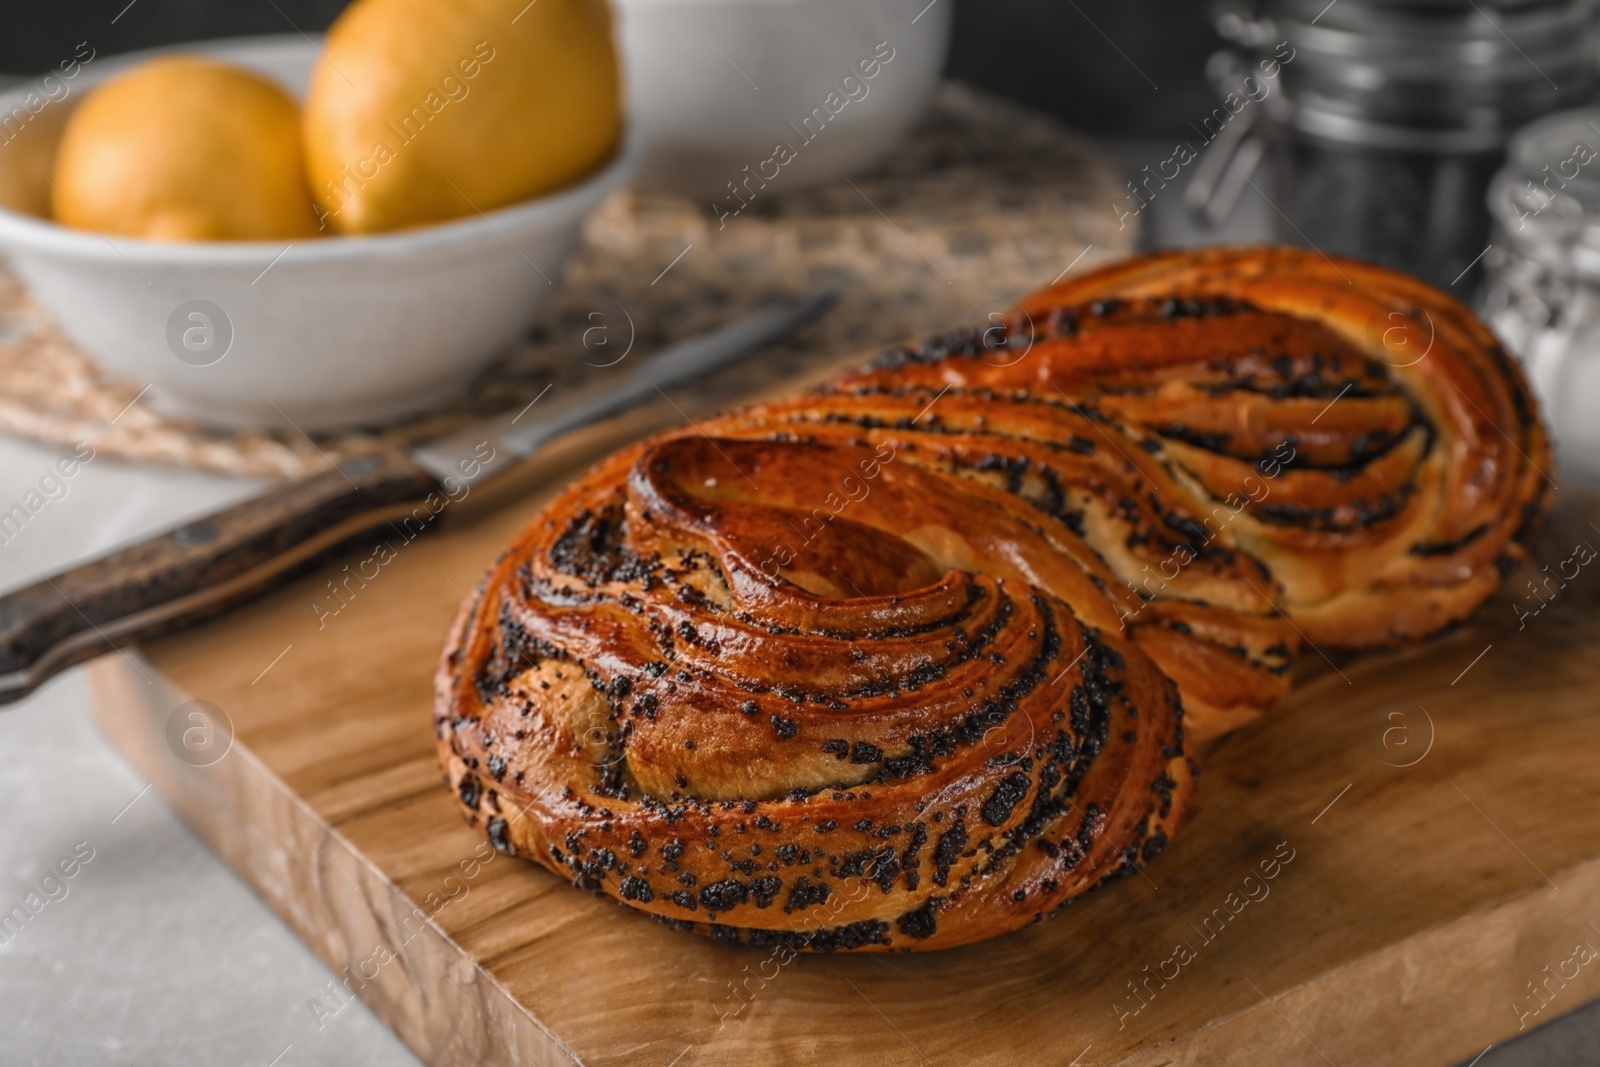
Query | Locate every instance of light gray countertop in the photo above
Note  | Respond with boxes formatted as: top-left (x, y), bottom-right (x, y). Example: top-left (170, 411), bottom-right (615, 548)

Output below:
top-left (1, 143), bottom-right (1596, 1066)
top-left (0, 436), bottom-right (421, 1066)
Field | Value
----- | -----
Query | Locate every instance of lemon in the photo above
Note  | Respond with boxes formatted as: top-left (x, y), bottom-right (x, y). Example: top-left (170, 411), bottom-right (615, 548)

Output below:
top-left (51, 55), bottom-right (320, 241)
top-left (303, 0), bottom-right (623, 234)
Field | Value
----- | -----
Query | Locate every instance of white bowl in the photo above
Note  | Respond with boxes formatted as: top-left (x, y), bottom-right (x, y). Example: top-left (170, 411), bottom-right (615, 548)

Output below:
top-left (614, 0), bottom-right (951, 200)
top-left (0, 35), bottom-right (639, 431)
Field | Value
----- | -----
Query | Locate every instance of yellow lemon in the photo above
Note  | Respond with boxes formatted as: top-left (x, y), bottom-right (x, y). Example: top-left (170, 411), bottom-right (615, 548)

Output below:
top-left (303, 0), bottom-right (622, 234)
top-left (51, 56), bottom-right (320, 241)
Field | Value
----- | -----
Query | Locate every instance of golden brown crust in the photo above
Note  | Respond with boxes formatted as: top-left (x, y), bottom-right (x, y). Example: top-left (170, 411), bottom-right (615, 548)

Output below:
top-left (434, 246), bottom-right (1548, 952)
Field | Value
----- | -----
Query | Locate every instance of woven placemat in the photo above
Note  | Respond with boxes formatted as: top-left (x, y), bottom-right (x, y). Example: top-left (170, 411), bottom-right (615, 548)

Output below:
top-left (0, 84), bottom-right (1134, 479)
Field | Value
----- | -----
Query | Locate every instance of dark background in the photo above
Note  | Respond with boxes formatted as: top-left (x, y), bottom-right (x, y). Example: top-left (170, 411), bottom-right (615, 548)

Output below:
top-left (0, 0), bottom-right (1220, 137)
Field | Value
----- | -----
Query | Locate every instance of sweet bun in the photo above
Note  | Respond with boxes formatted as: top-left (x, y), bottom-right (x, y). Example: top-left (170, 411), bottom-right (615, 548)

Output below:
top-left (435, 246), bottom-right (1548, 951)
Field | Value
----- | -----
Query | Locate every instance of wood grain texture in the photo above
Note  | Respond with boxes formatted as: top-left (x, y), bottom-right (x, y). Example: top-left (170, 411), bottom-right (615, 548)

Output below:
top-left (1, 449), bottom-right (441, 699)
top-left (90, 457), bottom-right (1600, 1066)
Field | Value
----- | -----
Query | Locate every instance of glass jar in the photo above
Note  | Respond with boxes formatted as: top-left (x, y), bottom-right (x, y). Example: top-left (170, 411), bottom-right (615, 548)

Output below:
top-left (1483, 106), bottom-right (1600, 473)
top-left (1202, 0), bottom-right (1600, 290)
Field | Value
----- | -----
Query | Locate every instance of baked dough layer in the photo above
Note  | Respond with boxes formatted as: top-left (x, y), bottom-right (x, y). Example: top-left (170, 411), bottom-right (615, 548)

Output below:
top-left (435, 246), bottom-right (1549, 951)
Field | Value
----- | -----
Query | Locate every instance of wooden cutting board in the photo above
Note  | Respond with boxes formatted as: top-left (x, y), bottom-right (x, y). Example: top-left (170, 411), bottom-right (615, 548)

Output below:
top-left (88, 405), bottom-right (1600, 1066)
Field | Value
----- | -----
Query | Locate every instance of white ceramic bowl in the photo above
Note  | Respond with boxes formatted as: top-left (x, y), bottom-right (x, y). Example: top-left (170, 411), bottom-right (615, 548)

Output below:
top-left (0, 36), bottom-right (639, 431)
top-left (615, 0), bottom-right (951, 200)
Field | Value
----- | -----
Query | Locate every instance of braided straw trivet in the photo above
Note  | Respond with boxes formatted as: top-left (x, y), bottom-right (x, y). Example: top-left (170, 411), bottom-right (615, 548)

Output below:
top-left (0, 85), bottom-right (1134, 479)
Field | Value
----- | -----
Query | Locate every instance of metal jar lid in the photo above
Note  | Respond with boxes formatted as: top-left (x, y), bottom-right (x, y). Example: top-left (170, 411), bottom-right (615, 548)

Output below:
top-left (1490, 105), bottom-right (1600, 276)
top-left (1219, 0), bottom-right (1600, 151)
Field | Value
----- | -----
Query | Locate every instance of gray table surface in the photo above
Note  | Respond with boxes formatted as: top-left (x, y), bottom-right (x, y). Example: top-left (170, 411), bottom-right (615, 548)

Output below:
top-left (0, 143), bottom-right (1596, 1066)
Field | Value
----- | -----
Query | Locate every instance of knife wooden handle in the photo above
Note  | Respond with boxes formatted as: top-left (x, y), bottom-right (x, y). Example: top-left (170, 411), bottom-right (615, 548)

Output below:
top-left (0, 451), bottom-right (442, 704)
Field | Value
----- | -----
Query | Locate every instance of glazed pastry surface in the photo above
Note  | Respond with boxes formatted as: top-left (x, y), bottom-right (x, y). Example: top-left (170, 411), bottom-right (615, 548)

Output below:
top-left (435, 246), bottom-right (1549, 951)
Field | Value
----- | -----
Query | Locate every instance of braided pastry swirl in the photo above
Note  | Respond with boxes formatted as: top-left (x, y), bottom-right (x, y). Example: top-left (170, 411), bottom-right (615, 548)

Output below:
top-left (435, 247), bottom-right (1549, 952)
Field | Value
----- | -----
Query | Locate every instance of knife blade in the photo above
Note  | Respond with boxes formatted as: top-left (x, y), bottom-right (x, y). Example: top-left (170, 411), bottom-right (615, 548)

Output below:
top-left (411, 290), bottom-right (833, 490)
top-left (0, 290), bottom-right (835, 706)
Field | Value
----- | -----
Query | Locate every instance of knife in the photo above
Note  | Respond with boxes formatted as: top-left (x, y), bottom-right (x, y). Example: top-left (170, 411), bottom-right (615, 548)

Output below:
top-left (0, 290), bottom-right (835, 705)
